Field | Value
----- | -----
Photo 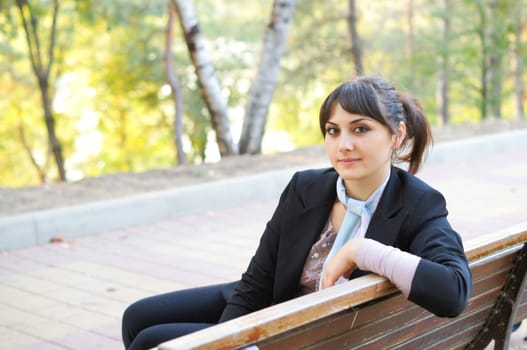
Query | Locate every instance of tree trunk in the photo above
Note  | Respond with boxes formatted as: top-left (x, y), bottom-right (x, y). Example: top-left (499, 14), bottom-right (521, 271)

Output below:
top-left (17, 121), bottom-right (47, 183)
top-left (406, 0), bottom-right (414, 61)
top-left (475, 0), bottom-right (488, 120)
top-left (165, 1), bottom-right (187, 165)
top-left (513, 0), bottom-right (525, 120)
top-left (486, 0), bottom-right (503, 119)
top-left (118, 109), bottom-right (133, 171)
top-left (16, 0), bottom-right (66, 181)
top-left (436, 0), bottom-right (450, 126)
top-left (347, 0), bottom-right (363, 76)
top-left (238, 0), bottom-right (296, 154)
top-left (172, 0), bottom-right (237, 156)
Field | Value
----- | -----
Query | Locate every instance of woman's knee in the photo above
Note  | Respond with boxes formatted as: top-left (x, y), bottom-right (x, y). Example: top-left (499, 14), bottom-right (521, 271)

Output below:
top-left (127, 323), bottom-right (212, 350)
top-left (122, 299), bottom-right (148, 347)
top-left (126, 326), bottom-right (158, 350)
top-left (121, 282), bottom-right (237, 348)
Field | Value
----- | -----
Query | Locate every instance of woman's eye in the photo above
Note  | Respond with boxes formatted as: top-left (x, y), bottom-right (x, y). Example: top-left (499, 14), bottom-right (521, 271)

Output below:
top-left (326, 127), bottom-right (339, 135)
top-left (353, 126), bottom-right (369, 133)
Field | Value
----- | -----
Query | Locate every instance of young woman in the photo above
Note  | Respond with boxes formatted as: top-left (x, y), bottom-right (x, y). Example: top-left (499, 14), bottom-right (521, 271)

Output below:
top-left (122, 76), bottom-right (471, 350)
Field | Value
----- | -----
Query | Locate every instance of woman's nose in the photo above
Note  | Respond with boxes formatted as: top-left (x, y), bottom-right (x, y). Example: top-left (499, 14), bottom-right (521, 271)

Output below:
top-left (339, 134), bottom-right (354, 150)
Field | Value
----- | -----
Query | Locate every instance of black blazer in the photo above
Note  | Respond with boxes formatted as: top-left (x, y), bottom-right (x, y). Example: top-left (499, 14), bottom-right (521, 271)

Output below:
top-left (220, 166), bottom-right (471, 321)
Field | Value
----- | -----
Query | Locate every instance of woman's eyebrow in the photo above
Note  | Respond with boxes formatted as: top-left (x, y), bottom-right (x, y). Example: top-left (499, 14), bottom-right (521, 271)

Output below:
top-left (349, 118), bottom-right (369, 124)
top-left (326, 117), bottom-right (371, 125)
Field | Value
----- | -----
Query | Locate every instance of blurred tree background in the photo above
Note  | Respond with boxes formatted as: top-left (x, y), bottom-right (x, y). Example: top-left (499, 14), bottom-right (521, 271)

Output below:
top-left (1, 0), bottom-right (525, 187)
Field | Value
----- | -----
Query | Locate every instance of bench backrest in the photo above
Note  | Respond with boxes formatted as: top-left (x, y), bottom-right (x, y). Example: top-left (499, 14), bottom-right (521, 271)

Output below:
top-left (157, 222), bottom-right (527, 350)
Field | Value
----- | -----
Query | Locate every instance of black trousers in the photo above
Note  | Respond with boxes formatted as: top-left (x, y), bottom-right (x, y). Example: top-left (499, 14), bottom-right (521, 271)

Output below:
top-left (122, 281), bottom-right (238, 350)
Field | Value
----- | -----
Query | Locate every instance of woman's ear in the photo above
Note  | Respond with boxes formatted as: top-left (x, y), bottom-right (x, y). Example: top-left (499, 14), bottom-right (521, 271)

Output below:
top-left (394, 122), bottom-right (407, 149)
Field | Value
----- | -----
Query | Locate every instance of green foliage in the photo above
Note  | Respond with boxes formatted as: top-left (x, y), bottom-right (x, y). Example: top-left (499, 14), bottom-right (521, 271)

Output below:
top-left (1, 0), bottom-right (525, 187)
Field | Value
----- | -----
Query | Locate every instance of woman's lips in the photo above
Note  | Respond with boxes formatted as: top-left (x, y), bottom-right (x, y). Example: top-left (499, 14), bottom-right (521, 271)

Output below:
top-left (338, 158), bottom-right (360, 165)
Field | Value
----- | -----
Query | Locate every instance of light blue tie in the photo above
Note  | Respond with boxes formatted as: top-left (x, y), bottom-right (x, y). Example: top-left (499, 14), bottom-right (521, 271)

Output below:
top-left (325, 194), bottom-right (365, 263)
top-left (319, 177), bottom-right (365, 289)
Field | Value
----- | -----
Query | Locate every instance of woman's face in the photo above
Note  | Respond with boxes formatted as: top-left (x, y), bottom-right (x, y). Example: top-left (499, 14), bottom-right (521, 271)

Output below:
top-left (324, 103), bottom-right (399, 192)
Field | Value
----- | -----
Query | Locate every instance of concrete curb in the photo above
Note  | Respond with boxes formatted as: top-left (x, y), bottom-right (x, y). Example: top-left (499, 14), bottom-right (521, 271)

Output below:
top-left (0, 166), bottom-right (308, 251)
top-left (1, 128), bottom-right (526, 251)
top-left (427, 128), bottom-right (527, 165)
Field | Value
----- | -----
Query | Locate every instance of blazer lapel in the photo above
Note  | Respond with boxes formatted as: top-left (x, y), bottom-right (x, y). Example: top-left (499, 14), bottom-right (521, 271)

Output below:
top-left (284, 168), bottom-right (338, 250)
top-left (365, 167), bottom-right (407, 247)
top-left (275, 169), bottom-right (337, 302)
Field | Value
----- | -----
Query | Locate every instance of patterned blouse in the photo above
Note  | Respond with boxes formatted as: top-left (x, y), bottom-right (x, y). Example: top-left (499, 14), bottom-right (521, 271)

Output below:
top-left (297, 222), bottom-right (337, 296)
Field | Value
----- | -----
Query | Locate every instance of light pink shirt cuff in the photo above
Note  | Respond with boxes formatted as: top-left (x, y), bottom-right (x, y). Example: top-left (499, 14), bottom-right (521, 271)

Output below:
top-left (355, 238), bottom-right (421, 297)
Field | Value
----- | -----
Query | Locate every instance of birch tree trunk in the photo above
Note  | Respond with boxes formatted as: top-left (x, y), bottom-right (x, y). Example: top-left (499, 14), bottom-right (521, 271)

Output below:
top-left (513, 0), bottom-right (525, 120)
top-left (238, 0), bottom-right (296, 155)
top-left (347, 0), bottom-right (363, 76)
top-left (436, 0), bottom-right (450, 126)
top-left (171, 0), bottom-right (237, 156)
top-left (16, 0), bottom-right (66, 181)
top-left (165, 1), bottom-right (187, 165)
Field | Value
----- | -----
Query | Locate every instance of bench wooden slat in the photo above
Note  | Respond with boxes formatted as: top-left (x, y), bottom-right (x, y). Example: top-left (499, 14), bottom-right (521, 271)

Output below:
top-left (270, 297), bottom-right (423, 349)
top-left (257, 243), bottom-right (523, 349)
top-left (317, 305), bottom-right (494, 350)
top-left (385, 297), bottom-right (499, 349)
top-left (260, 287), bottom-right (493, 349)
top-left (466, 235), bottom-right (527, 349)
top-left (260, 265), bottom-right (508, 350)
top-left (471, 247), bottom-right (517, 280)
top-left (158, 222), bottom-right (527, 350)
top-left (516, 302), bottom-right (527, 322)
top-left (159, 275), bottom-right (398, 350)
top-left (410, 320), bottom-right (485, 350)
top-left (464, 222), bottom-right (527, 260)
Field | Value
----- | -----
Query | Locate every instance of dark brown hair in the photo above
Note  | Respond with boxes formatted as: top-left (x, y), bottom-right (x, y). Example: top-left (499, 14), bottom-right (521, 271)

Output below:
top-left (319, 76), bottom-right (433, 174)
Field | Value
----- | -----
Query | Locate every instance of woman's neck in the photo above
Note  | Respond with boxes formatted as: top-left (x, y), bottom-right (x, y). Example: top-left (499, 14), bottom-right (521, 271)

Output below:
top-left (344, 166), bottom-right (391, 201)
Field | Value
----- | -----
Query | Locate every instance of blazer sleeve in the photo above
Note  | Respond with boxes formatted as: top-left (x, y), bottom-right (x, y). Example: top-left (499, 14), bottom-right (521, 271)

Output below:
top-left (404, 188), bottom-right (472, 317)
top-left (219, 173), bottom-right (297, 322)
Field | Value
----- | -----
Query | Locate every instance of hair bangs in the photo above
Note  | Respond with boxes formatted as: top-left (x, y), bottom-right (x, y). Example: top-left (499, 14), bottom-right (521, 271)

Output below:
top-left (338, 82), bottom-right (385, 122)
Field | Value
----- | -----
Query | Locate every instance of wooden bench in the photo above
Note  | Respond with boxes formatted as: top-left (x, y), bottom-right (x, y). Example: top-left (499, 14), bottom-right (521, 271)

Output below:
top-left (157, 222), bottom-right (527, 350)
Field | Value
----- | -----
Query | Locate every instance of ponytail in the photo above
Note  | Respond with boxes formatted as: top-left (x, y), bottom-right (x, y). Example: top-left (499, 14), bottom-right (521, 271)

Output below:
top-left (397, 94), bottom-right (433, 174)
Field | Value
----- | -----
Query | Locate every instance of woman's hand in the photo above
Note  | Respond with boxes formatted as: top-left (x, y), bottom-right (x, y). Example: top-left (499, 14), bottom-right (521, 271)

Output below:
top-left (321, 238), bottom-right (365, 289)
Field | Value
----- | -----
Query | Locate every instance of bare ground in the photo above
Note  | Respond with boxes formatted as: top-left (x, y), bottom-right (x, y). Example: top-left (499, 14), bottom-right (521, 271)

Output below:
top-left (1, 119), bottom-right (526, 217)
